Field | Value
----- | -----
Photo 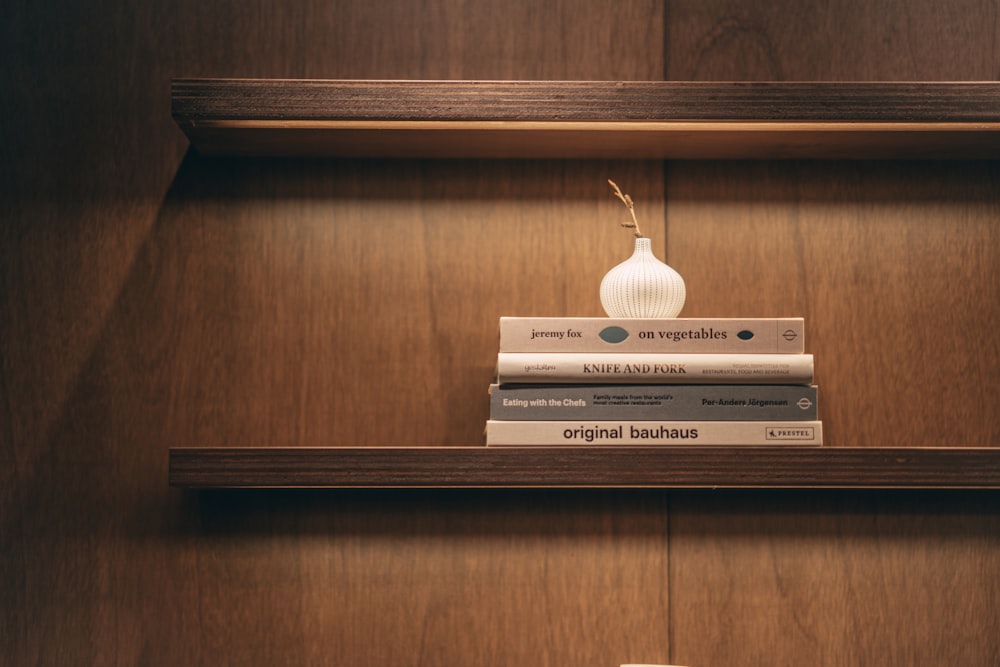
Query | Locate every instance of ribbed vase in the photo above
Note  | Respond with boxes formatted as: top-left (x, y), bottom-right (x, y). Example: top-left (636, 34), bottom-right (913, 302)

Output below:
top-left (600, 237), bottom-right (686, 318)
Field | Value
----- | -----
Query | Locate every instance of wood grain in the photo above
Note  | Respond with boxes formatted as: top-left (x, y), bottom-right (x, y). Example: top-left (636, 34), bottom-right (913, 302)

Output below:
top-left (190, 488), bottom-right (670, 666)
top-left (664, 2), bottom-right (1000, 665)
top-left (669, 490), bottom-right (1000, 665)
top-left (667, 160), bottom-right (1000, 447)
top-left (169, 446), bottom-right (1000, 489)
top-left (171, 122), bottom-right (1000, 159)
top-left (2, 1), bottom-right (672, 665)
top-left (173, 80), bottom-right (1000, 121)
top-left (4, 0), bottom-right (1000, 666)
top-left (665, 0), bottom-right (1000, 81)
top-left (172, 80), bottom-right (1000, 158)
top-left (154, 153), bottom-right (663, 447)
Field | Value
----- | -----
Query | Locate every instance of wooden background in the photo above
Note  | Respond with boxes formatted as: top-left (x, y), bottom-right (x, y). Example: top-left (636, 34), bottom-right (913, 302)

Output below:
top-left (2, 0), bottom-right (999, 665)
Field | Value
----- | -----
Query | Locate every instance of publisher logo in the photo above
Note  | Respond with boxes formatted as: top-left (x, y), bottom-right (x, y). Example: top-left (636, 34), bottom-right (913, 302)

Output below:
top-left (766, 426), bottom-right (815, 441)
top-left (782, 329), bottom-right (799, 342)
top-left (796, 398), bottom-right (813, 410)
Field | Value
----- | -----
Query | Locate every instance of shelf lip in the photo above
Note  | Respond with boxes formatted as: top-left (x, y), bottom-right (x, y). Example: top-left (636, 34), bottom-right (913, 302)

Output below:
top-left (171, 79), bottom-right (1000, 159)
top-left (172, 79), bottom-right (1000, 122)
top-left (169, 446), bottom-right (1000, 490)
top-left (179, 119), bottom-right (1000, 132)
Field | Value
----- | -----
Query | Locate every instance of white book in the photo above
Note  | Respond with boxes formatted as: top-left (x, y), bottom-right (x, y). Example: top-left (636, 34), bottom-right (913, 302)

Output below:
top-left (499, 316), bottom-right (805, 353)
top-left (497, 352), bottom-right (814, 385)
top-left (486, 420), bottom-right (824, 446)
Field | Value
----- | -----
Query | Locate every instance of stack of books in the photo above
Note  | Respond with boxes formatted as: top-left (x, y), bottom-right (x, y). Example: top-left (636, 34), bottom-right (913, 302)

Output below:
top-left (486, 316), bottom-right (822, 446)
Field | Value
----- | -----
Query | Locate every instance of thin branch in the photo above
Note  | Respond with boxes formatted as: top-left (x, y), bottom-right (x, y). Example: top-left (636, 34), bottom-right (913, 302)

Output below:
top-left (608, 179), bottom-right (643, 238)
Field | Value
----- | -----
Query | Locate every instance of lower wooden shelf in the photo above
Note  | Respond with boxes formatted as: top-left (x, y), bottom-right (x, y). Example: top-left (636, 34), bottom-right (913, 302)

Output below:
top-left (169, 446), bottom-right (1000, 489)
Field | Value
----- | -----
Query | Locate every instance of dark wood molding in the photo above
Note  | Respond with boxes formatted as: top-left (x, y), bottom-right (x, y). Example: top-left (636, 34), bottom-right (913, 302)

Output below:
top-left (173, 79), bottom-right (1000, 122)
top-left (169, 446), bottom-right (1000, 489)
top-left (171, 79), bottom-right (1000, 158)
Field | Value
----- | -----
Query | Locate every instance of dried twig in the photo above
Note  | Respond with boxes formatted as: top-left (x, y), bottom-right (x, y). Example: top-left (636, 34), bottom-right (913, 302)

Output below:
top-left (608, 179), bottom-right (643, 238)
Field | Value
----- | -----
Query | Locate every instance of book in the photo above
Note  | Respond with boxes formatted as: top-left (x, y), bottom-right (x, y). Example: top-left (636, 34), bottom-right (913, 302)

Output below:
top-left (496, 352), bottom-right (814, 385)
top-left (485, 420), bottom-right (824, 446)
top-left (499, 316), bottom-right (804, 353)
top-left (489, 383), bottom-right (819, 420)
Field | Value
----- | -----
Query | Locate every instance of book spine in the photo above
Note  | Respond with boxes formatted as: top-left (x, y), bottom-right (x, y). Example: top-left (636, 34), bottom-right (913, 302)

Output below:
top-left (496, 353), bottom-right (814, 385)
top-left (485, 420), bottom-right (823, 446)
top-left (499, 317), bottom-right (804, 353)
top-left (489, 384), bottom-right (818, 420)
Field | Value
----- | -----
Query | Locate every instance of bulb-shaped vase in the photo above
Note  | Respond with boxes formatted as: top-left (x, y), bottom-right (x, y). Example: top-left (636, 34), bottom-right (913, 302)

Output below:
top-left (600, 237), bottom-right (686, 318)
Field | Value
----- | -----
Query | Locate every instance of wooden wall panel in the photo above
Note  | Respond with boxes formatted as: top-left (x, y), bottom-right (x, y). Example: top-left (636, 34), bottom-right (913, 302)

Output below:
top-left (172, 0), bottom-right (664, 80)
top-left (664, 2), bottom-right (1000, 666)
top-left (1, 1), bottom-right (673, 665)
top-left (664, 0), bottom-right (1000, 444)
top-left (4, 0), bottom-right (1000, 666)
top-left (153, 156), bottom-right (665, 447)
top-left (669, 491), bottom-right (1000, 666)
top-left (187, 490), bottom-right (669, 665)
top-left (667, 160), bottom-right (1000, 447)
top-left (665, 0), bottom-right (1000, 81)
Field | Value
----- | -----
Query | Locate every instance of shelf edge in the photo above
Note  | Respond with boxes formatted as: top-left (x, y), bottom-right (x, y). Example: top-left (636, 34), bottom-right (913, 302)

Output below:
top-left (171, 79), bottom-right (1000, 159)
top-left (168, 446), bottom-right (1000, 490)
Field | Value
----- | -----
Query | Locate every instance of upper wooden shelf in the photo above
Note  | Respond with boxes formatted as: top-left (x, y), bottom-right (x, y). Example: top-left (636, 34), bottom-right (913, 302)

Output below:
top-left (169, 446), bottom-right (1000, 489)
top-left (172, 79), bottom-right (1000, 159)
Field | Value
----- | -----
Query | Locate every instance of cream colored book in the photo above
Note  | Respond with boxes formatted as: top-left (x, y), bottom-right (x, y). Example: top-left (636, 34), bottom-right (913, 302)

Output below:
top-left (499, 316), bottom-right (805, 353)
top-left (486, 420), bottom-right (823, 446)
top-left (496, 352), bottom-right (814, 385)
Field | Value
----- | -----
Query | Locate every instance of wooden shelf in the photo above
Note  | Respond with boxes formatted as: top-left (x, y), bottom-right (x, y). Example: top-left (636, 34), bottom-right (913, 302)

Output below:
top-left (171, 79), bottom-right (1000, 159)
top-left (169, 446), bottom-right (1000, 489)
top-left (168, 80), bottom-right (1000, 491)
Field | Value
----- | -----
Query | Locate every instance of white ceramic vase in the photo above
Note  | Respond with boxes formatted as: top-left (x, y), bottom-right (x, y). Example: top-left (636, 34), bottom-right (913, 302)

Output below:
top-left (600, 237), bottom-right (686, 318)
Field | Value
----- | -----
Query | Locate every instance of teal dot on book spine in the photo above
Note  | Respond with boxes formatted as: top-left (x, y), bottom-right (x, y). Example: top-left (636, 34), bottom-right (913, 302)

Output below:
top-left (737, 330), bottom-right (755, 340)
top-left (599, 326), bottom-right (630, 344)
